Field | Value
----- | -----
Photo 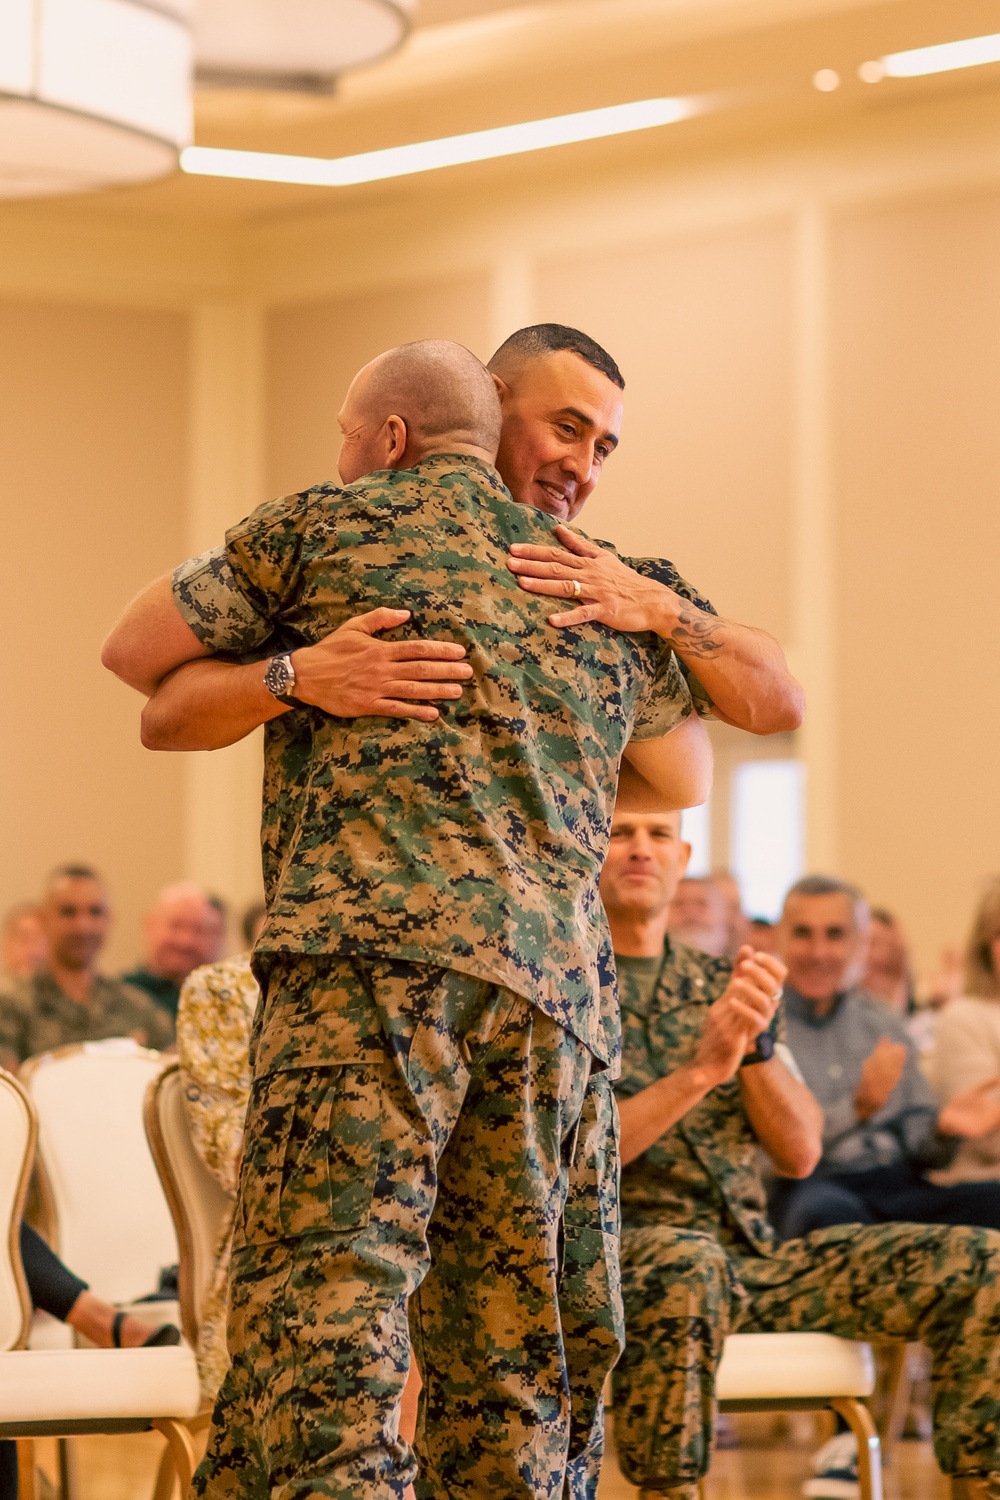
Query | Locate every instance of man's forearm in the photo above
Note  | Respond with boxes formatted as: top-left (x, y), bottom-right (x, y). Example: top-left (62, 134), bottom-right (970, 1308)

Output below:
top-left (739, 1061), bottom-right (823, 1178)
top-left (142, 658), bottom-right (286, 751)
top-left (619, 714), bottom-right (713, 813)
top-left (653, 598), bottom-right (805, 736)
top-left (618, 1065), bottom-right (717, 1167)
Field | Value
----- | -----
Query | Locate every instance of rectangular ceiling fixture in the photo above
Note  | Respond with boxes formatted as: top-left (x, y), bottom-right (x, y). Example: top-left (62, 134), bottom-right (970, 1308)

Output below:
top-left (881, 31), bottom-right (1000, 78)
top-left (180, 96), bottom-right (691, 187)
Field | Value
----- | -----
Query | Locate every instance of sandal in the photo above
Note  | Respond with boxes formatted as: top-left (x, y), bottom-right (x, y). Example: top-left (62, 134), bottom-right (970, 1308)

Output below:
top-left (111, 1310), bottom-right (181, 1348)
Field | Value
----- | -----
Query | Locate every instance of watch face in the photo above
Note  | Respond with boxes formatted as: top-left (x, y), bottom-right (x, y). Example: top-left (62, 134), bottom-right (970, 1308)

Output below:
top-left (266, 656), bottom-right (292, 695)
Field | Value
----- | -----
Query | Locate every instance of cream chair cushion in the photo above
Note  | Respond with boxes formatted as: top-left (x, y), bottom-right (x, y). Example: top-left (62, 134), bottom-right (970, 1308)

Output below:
top-left (26, 1040), bottom-right (178, 1304)
top-left (0, 1345), bottom-right (201, 1423)
top-left (0, 1074), bottom-right (33, 1353)
top-left (716, 1332), bottom-right (875, 1401)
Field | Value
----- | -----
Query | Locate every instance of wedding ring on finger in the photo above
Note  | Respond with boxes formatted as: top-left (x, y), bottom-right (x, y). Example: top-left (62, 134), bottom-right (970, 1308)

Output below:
top-left (570, 579), bottom-right (582, 598)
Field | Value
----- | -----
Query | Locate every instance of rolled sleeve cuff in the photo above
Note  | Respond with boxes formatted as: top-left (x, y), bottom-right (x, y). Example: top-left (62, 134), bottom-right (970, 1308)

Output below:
top-left (630, 646), bottom-right (694, 742)
top-left (173, 546), bottom-right (273, 655)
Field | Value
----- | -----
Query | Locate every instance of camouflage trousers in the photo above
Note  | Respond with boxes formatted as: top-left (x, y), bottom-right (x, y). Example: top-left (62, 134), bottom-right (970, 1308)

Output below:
top-left (614, 1220), bottom-right (1000, 1492)
top-left (193, 955), bottom-right (623, 1500)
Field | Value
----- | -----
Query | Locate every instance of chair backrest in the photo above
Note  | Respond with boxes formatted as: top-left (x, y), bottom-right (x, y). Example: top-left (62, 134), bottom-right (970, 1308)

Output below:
top-left (21, 1040), bottom-right (178, 1304)
top-left (0, 1068), bottom-right (36, 1351)
top-left (144, 1063), bottom-right (234, 1348)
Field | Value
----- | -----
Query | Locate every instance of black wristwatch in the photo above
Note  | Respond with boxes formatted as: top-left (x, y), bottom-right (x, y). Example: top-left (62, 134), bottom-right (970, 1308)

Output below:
top-left (740, 1031), bottom-right (776, 1068)
top-left (263, 652), bottom-right (299, 707)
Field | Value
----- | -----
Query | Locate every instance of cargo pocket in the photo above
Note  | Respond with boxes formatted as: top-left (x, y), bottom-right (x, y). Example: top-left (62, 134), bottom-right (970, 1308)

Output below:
top-left (237, 1060), bottom-right (384, 1248)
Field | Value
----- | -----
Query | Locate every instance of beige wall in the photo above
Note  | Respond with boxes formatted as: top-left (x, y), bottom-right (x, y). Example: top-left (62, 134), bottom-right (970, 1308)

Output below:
top-left (832, 192), bottom-right (1000, 958)
top-left (266, 274), bottom-right (492, 495)
top-left (0, 300), bottom-right (189, 971)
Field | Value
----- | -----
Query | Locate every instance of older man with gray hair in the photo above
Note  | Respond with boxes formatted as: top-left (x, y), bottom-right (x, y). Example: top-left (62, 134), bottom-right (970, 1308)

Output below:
top-left (773, 874), bottom-right (1000, 1239)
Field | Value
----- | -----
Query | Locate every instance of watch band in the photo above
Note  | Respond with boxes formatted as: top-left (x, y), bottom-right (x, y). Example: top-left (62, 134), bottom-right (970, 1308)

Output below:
top-left (740, 1030), bottom-right (776, 1068)
top-left (263, 652), bottom-right (299, 708)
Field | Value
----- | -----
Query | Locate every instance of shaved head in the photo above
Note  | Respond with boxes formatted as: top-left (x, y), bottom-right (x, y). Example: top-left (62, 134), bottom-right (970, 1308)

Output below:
top-left (338, 340), bottom-right (502, 485)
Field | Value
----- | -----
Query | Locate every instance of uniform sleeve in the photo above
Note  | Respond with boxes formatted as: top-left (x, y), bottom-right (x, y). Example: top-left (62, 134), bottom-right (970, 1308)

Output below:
top-left (225, 490), bottom-right (322, 624)
top-left (629, 645), bottom-right (694, 742)
top-left (173, 546), bottom-right (274, 655)
top-left (627, 555), bottom-right (718, 720)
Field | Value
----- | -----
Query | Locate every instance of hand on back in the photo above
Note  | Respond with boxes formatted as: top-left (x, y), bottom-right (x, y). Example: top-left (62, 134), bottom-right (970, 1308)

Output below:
top-left (292, 609), bottom-right (473, 722)
top-left (507, 526), bottom-right (673, 633)
top-left (693, 946), bottom-right (786, 1087)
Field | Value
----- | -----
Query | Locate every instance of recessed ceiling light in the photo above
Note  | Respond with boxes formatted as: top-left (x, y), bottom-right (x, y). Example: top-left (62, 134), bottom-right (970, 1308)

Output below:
top-left (878, 32), bottom-right (1000, 79)
top-left (812, 69), bottom-right (841, 92)
top-left (858, 60), bottom-right (885, 84)
top-left (180, 96), bottom-right (693, 187)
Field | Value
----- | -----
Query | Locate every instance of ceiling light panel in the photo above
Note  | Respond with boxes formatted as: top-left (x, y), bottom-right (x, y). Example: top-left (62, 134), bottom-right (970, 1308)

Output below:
top-left (880, 32), bottom-right (1000, 79)
top-left (181, 96), bottom-right (692, 186)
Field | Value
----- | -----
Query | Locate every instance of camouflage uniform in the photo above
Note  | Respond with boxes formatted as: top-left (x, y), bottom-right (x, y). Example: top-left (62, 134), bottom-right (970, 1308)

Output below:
top-left (0, 969), bottom-right (175, 1060)
top-left (172, 454), bottom-right (698, 1498)
top-left (613, 942), bottom-right (1000, 1495)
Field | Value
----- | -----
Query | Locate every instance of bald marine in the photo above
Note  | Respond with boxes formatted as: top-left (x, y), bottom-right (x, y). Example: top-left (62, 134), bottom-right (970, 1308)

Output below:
top-left (337, 339), bottom-right (503, 487)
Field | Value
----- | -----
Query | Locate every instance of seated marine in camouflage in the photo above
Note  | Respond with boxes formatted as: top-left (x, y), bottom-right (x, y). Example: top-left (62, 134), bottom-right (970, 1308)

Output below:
top-left (602, 807), bottom-right (1000, 1500)
top-left (104, 338), bottom-right (715, 1500)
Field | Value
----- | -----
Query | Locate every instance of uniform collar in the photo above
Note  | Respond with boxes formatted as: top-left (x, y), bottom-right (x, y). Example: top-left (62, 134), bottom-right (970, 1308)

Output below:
top-left (784, 984), bottom-right (851, 1027)
top-left (412, 452), bottom-right (507, 491)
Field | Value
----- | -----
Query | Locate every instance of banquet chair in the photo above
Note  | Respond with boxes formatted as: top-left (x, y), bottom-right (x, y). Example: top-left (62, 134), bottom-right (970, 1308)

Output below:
top-left (144, 1063), bottom-right (235, 1500)
top-left (0, 1066), bottom-right (201, 1500)
top-left (20, 1040), bottom-right (180, 1325)
top-left (715, 1331), bottom-right (882, 1500)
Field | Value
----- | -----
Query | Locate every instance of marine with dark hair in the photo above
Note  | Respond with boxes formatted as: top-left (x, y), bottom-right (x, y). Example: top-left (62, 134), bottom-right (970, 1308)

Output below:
top-left (106, 339), bottom-right (713, 1500)
top-left (0, 865), bottom-right (174, 1067)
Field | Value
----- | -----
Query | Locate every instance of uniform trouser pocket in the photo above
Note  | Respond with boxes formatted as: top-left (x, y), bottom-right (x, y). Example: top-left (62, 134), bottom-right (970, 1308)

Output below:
top-left (236, 1061), bottom-right (384, 1248)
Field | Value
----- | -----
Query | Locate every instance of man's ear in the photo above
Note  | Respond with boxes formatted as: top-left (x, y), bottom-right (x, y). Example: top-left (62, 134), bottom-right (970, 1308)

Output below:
top-left (491, 372), bottom-right (509, 404)
top-left (384, 414), bottom-right (409, 469)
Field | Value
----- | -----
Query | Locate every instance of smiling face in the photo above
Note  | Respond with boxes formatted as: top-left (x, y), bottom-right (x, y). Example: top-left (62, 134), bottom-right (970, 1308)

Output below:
top-left (600, 811), bottom-right (691, 929)
top-left (493, 350), bottom-right (623, 522)
top-left (779, 891), bottom-right (868, 1003)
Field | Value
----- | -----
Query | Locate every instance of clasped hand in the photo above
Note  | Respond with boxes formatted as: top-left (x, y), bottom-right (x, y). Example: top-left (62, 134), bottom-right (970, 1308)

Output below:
top-left (693, 947), bottom-right (787, 1086)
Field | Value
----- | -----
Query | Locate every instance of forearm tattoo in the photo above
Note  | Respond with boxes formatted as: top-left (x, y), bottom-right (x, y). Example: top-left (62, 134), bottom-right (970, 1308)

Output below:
top-left (667, 606), bottom-right (725, 659)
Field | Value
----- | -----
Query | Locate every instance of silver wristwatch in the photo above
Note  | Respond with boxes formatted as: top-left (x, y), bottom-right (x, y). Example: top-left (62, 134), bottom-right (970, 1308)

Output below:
top-left (263, 652), bottom-right (298, 707)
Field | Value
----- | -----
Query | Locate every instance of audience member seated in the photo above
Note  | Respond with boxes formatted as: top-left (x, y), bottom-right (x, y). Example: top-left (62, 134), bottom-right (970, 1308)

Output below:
top-left (709, 871), bottom-right (751, 957)
top-left (932, 878), bottom-right (1000, 1186)
top-left (0, 864), bottom-right (174, 1070)
top-left (864, 907), bottom-right (914, 1015)
top-left (1, 903), bottom-right (47, 986)
top-left (175, 914), bottom-right (261, 1404)
top-left (772, 876), bottom-right (1000, 1239)
top-left (0, 1220), bottom-right (180, 1498)
top-left (122, 881), bottom-right (226, 1021)
top-left (602, 811), bottom-right (1000, 1500)
top-left (666, 875), bottom-right (729, 957)
top-left (746, 915), bottom-right (780, 955)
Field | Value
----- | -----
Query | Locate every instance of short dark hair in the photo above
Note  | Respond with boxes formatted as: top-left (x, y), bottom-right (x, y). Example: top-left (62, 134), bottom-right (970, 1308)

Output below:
top-left (47, 863), bottom-right (101, 885)
top-left (784, 874), bottom-right (870, 928)
top-left (489, 324), bottom-right (625, 390)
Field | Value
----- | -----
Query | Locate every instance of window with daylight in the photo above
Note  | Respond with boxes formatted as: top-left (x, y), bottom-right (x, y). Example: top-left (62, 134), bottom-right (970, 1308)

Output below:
top-left (680, 800), bottom-right (711, 878)
top-left (730, 760), bottom-right (805, 921)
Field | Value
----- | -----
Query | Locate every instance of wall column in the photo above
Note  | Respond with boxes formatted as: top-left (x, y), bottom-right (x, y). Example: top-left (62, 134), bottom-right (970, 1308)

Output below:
top-left (488, 252), bottom-right (535, 354)
top-left (183, 300), bottom-right (267, 921)
top-left (790, 203), bottom-right (838, 873)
